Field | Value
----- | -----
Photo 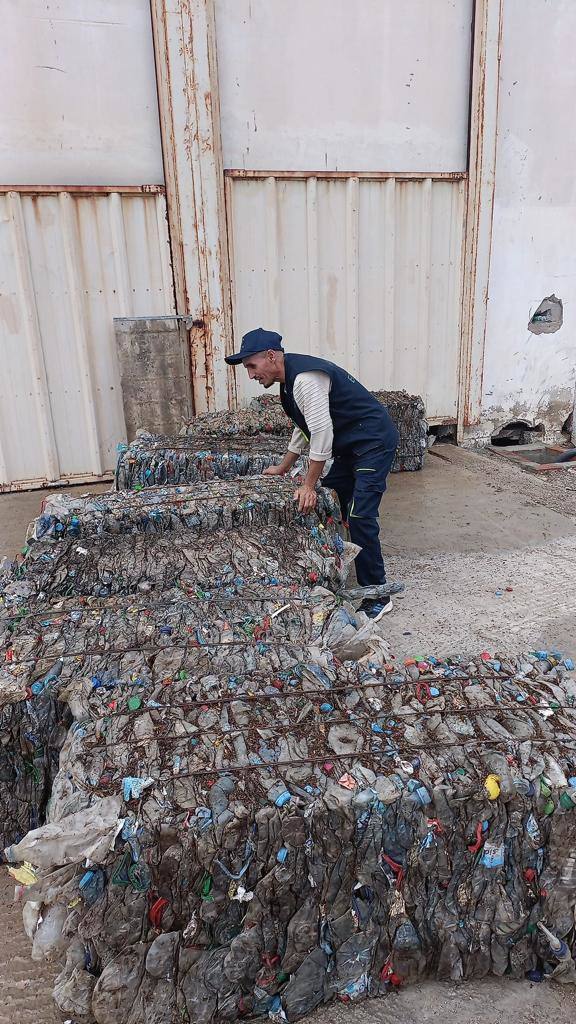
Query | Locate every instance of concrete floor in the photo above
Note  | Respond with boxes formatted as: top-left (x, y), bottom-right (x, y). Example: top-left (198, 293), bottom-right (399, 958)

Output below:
top-left (308, 976), bottom-right (576, 1024)
top-left (2, 448), bottom-right (576, 1023)
top-left (380, 445), bottom-right (576, 660)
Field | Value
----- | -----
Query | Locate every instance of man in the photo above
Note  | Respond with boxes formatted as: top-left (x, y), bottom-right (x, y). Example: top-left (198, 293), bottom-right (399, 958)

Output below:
top-left (225, 328), bottom-right (399, 621)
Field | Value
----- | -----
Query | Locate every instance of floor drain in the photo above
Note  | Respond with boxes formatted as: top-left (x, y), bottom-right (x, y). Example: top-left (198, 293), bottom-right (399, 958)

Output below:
top-left (488, 443), bottom-right (576, 473)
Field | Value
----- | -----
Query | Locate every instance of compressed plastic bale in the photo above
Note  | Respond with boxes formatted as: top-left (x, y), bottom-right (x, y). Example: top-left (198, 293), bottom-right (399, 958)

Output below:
top-left (12, 652), bottom-right (576, 1020)
top-left (30, 476), bottom-right (330, 541)
top-left (0, 585), bottom-right (377, 854)
top-left (184, 394), bottom-right (292, 437)
top-left (9, 443), bottom-right (576, 1018)
top-left (0, 688), bottom-right (70, 848)
top-left (40, 648), bottom-right (388, 825)
top-left (1, 588), bottom-right (386, 700)
top-left (181, 391), bottom-right (427, 474)
top-left (115, 431), bottom-right (291, 490)
top-left (2, 526), bottom-right (349, 607)
top-left (2, 480), bottom-right (347, 609)
top-left (373, 389), bottom-right (428, 472)
top-left (0, 442), bottom-right (389, 1024)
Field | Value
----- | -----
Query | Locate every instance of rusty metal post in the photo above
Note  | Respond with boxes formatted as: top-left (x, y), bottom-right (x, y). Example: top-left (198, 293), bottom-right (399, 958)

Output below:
top-left (457, 0), bottom-right (504, 440)
top-left (149, 0), bottom-right (236, 414)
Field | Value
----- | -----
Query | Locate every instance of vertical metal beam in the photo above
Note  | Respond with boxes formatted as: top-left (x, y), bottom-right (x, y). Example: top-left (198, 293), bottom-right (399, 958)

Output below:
top-left (457, 0), bottom-right (504, 439)
top-left (155, 192), bottom-right (177, 306)
top-left (7, 191), bottom-right (60, 481)
top-left (418, 178), bottom-right (433, 403)
top-left (305, 177), bottom-right (320, 354)
top-left (0, 410), bottom-right (9, 486)
top-left (264, 176), bottom-right (281, 328)
top-left (59, 191), bottom-right (104, 476)
top-left (382, 177), bottom-right (396, 386)
top-left (345, 176), bottom-right (360, 377)
top-left (223, 172), bottom-right (238, 408)
top-left (149, 0), bottom-right (234, 413)
top-left (108, 192), bottom-right (133, 315)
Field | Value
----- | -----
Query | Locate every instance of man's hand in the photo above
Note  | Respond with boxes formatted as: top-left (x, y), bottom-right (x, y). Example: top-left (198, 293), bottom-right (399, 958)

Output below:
top-left (294, 484), bottom-right (318, 513)
top-left (263, 451), bottom-right (300, 477)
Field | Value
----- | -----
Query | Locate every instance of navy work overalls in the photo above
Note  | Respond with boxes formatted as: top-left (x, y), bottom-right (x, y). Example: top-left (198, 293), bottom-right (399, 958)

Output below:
top-left (280, 354), bottom-right (399, 587)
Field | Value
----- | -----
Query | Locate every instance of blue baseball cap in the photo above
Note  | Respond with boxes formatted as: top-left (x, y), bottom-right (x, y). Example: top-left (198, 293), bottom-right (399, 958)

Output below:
top-left (225, 328), bottom-right (283, 365)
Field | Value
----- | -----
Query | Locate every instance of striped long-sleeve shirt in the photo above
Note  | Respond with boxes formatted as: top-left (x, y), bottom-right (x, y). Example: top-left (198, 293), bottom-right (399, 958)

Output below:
top-left (287, 371), bottom-right (333, 461)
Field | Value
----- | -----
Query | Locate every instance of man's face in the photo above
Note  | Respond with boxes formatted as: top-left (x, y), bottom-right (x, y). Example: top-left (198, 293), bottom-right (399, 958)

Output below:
top-left (242, 350), bottom-right (279, 388)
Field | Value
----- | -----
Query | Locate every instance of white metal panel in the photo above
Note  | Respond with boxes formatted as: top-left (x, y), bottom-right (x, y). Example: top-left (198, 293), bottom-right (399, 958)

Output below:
top-left (227, 176), bottom-right (465, 420)
top-left (0, 191), bottom-right (175, 488)
top-left (458, 0), bottom-right (503, 436)
top-left (481, 0), bottom-right (576, 438)
top-left (0, 0), bottom-right (164, 185)
top-left (215, 0), bottom-right (473, 173)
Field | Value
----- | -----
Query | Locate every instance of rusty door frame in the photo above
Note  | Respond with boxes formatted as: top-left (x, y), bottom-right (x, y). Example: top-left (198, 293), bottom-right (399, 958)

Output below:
top-left (220, 0), bottom-right (500, 430)
top-left (149, 0), bottom-right (236, 415)
top-left (151, 0), bottom-right (501, 426)
top-left (457, 0), bottom-right (504, 440)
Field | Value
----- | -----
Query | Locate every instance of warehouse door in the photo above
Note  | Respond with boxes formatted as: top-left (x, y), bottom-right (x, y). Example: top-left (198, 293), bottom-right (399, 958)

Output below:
top-left (214, 0), bottom-right (473, 422)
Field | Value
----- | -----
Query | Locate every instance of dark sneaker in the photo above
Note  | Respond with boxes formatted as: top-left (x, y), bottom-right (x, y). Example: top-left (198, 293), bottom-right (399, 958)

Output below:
top-left (357, 597), bottom-right (393, 622)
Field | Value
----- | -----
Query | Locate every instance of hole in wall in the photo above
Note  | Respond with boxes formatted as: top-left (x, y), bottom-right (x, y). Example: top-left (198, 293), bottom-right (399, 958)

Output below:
top-left (428, 424), bottom-right (457, 447)
top-left (528, 294), bottom-right (563, 335)
top-left (490, 420), bottom-right (545, 447)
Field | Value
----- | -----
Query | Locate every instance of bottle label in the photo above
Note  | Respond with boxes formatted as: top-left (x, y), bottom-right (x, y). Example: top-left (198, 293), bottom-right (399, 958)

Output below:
top-left (481, 842), bottom-right (505, 868)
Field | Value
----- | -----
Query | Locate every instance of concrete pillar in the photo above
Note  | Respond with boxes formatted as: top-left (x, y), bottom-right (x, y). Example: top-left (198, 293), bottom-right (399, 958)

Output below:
top-left (115, 317), bottom-right (194, 441)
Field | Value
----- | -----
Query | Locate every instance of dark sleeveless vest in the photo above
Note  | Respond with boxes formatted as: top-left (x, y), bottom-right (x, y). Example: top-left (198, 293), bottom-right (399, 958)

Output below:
top-left (280, 353), bottom-right (399, 457)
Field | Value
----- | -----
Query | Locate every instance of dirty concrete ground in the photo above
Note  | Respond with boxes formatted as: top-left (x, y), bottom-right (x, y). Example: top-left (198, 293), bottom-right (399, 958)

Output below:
top-left (308, 976), bottom-right (576, 1024)
top-left (1, 447), bottom-right (576, 1022)
top-left (0, 870), bottom-right (62, 1024)
top-left (382, 445), bottom-right (576, 661)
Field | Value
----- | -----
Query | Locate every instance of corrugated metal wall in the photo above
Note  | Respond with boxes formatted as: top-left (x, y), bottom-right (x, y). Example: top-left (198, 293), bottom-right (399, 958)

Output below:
top-left (0, 190), bottom-right (175, 489)
top-left (227, 175), bottom-right (465, 420)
